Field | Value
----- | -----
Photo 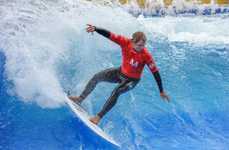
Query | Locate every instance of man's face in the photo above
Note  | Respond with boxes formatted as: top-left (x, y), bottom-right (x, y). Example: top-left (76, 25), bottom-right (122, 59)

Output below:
top-left (133, 40), bottom-right (145, 52)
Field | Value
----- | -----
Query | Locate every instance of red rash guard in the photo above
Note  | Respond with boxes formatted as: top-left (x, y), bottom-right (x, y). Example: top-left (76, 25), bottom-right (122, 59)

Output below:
top-left (109, 32), bottom-right (158, 79)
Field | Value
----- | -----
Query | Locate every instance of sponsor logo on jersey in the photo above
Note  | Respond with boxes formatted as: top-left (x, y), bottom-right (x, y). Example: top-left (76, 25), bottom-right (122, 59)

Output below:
top-left (130, 58), bottom-right (139, 68)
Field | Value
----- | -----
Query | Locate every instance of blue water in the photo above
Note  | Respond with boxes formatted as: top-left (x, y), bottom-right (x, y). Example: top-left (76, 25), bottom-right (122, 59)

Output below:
top-left (1, 1), bottom-right (229, 150)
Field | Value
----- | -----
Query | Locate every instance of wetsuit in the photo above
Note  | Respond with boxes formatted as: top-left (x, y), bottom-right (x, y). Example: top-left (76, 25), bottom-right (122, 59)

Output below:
top-left (77, 27), bottom-right (164, 118)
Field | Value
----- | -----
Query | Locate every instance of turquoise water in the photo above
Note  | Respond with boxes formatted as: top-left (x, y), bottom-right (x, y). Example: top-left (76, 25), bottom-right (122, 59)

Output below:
top-left (1, 1), bottom-right (229, 149)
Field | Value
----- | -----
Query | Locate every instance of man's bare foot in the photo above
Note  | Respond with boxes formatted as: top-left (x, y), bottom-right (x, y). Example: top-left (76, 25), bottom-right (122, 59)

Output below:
top-left (68, 96), bottom-right (82, 103)
top-left (89, 115), bottom-right (101, 125)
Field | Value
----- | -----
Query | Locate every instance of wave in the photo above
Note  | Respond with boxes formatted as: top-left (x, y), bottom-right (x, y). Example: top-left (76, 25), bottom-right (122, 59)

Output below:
top-left (1, 0), bottom-right (229, 149)
top-left (138, 16), bottom-right (229, 45)
top-left (0, 0), bottom-right (139, 108)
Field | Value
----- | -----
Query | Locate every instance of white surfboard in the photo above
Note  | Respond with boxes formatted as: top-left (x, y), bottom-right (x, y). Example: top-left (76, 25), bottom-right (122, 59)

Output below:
top-left (65, 96), bottom-right (120, 147)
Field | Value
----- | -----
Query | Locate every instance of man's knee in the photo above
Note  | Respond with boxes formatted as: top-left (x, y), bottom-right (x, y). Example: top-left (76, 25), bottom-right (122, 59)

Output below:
top-left (112, 86), bottom-right (128, 97)
top-left (92, 73), bottom-right (103, 83)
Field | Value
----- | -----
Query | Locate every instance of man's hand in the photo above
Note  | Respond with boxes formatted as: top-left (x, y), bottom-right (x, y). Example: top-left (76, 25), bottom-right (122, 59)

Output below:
top-left (160, 92), bottom-right (170, 102)
top-left (86, 24), bottom-right (96, 33)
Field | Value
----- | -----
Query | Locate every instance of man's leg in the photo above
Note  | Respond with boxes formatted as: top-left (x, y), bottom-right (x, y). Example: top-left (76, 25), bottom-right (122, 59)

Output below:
top-left (69, 67), bottom-right (120, 103)
top-left (91, 79), bottom-right (138, 123)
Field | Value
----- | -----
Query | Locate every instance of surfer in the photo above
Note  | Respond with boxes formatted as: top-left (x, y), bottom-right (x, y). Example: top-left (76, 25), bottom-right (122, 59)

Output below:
top-left (69, 24), bottom-right (170, 125)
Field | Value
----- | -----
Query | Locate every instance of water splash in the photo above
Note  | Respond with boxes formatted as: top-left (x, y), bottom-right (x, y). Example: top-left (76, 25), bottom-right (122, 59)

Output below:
top-left (0, 0), bottom-right (140, 108)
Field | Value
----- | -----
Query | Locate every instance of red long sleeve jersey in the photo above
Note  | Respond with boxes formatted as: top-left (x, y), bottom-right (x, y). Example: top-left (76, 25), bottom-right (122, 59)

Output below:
top-left (110, 32), bottom-right (158, 79)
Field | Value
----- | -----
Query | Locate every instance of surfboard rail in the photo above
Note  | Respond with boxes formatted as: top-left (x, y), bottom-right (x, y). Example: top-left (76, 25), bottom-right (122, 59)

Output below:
top-left (65, 96), bottom-right (120, 147)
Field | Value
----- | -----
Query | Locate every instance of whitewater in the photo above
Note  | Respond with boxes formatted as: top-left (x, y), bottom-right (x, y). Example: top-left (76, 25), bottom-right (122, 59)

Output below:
top-left (0, 0), bottom-right (229, 149)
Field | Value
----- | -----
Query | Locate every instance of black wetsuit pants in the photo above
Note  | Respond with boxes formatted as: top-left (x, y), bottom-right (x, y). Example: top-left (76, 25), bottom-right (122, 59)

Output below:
top-left (78, 67), bottom-right (139, 118)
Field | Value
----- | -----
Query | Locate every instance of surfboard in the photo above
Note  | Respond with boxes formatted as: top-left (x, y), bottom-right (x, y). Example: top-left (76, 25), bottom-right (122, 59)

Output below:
top-left (65, 96), bottom-right (120, 147)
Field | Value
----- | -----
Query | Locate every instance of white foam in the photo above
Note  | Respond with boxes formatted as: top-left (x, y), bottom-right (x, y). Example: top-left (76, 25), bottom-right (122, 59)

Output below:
top-left (0, 0), bottom-right (140, 108)
top-left (138, 16), bottom-right (229, 45)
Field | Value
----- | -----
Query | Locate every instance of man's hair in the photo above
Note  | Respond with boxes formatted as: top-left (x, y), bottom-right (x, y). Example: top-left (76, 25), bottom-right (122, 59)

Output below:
top-left (132, 31), bottom-right (147, 43)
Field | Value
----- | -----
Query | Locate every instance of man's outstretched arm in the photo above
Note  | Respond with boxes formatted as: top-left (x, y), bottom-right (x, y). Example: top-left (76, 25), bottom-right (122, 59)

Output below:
top-left (86, 24), bottom-right (129, 47)
top-left (95, 27), bottom-right (110, 38)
